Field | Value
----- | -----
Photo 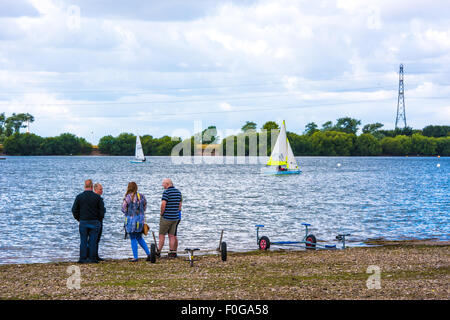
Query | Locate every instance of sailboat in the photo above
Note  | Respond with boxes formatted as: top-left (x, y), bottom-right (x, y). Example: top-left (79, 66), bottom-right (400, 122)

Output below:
top-left (262, 120), bottom-right (301, 175)
top-left (130, 135), bottom-right (146, 163)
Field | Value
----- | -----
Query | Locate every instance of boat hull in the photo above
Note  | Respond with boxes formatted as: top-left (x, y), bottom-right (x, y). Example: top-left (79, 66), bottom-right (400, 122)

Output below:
top-left (130, 160), bottom-right (146, 163)
top-left (261, 168), bottom-right (301, 175)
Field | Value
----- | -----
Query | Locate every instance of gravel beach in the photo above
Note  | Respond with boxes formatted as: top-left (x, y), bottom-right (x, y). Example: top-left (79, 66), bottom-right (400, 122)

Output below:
top-left (0, 242), bottom-right (448, 300)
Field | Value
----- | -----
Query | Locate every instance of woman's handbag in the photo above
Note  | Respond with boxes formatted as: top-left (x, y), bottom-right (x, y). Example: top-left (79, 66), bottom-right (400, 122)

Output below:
top-left (143, 223), bottom-right (149, 236)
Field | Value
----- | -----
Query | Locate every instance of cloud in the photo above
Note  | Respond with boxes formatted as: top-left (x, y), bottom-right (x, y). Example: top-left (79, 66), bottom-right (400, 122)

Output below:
top-left (0, 0), bottom-right (39, 18)
top-left (0, 0), bottom-right (449, 142)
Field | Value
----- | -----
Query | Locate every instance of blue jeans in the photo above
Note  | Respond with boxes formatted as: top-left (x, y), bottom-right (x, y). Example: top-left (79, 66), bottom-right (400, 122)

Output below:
top-left (79, 220), bottom-right (101, 262)
top-left (129, 232), bottom-right (150, 260)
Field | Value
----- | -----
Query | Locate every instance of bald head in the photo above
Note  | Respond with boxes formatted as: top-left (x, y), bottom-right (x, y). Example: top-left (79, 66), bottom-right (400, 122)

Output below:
top-left (94, 183), bottom-right (103, 195)
top-left (162, 178), bottom-right (173, 189)
top-left (84, 179), bottom-right (93, 190)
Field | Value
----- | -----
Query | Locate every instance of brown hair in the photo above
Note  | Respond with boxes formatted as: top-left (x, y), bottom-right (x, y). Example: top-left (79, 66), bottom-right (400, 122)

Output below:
top-left (124, 182), bottom-right (138, 201)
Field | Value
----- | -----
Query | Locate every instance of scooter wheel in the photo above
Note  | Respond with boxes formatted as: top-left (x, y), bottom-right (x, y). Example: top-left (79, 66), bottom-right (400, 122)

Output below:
top-left (305, 234), bottom-right (317, 250)
top-left (259, 236), bottom-right (271, 250)
top-left (221, 241), bottom-right (227, 261)
top-left (150, 243), bottom-right (157, 263)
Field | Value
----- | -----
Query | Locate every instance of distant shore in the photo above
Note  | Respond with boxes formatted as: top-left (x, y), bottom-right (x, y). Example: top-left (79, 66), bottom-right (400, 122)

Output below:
top-left (0, 241), bottom-right (448, 300)
top-left (0, 154), bottom-right (446, 157)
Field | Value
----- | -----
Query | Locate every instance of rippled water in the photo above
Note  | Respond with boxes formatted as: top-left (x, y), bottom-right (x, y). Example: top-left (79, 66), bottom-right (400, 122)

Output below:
top-left (0, 156), bottom-right (448, 264)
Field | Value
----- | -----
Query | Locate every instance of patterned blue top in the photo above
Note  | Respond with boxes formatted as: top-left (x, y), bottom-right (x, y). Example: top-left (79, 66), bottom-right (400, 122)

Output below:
top-left (162, 186), bottom-right (182, 220)
top-left (122, 193), bottom-right (147, 233)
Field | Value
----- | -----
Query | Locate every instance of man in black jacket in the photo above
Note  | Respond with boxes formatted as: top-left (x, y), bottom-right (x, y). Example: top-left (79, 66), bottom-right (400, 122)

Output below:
top-left (93, 182), bottom-right (106, 261)
top-left (72, 179), bottom-right (105, 263)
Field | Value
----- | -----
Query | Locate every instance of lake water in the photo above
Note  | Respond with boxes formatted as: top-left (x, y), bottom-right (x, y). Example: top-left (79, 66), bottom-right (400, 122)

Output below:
top-left (0, 156), bottom-right (448, 264)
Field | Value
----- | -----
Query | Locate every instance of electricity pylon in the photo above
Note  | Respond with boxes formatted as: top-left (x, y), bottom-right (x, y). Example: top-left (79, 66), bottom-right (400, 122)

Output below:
top-left (395, 64), bottom-right (407, 129)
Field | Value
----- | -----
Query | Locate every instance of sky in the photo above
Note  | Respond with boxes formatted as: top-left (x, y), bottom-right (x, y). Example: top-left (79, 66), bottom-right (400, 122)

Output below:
top-left (0, 0), bottom-right (449, 143)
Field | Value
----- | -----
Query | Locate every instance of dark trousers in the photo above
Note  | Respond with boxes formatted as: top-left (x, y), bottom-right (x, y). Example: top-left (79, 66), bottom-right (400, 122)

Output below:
top-left (79, 220), bottom-right (101, 262)
top-left (96, 222), bottom-right (103, 258)
top-left (87, 222), bottom-right (103, 259)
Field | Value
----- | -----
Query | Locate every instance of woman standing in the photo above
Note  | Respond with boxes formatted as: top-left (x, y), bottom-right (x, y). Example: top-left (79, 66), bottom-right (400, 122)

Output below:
top-left (122, 182), bottom-right (151, 262)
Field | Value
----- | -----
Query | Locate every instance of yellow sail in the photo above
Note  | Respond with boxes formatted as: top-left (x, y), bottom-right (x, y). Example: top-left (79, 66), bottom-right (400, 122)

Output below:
top-left (266, 157), bottom-right (287, 166)
top-left (266, 120), bottom-right (299, 170)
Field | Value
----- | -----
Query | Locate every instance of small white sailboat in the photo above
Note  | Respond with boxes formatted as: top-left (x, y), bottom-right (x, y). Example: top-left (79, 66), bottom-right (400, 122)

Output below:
top-left (262, 120), bottom-right (301, 175)
top-left (130, 135), bottom-right (146, 163)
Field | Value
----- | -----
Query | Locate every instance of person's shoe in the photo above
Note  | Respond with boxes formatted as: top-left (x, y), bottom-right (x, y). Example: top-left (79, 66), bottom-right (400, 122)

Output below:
top-left (155, 251), bottom-right (161, 258)
top-left (129, 258), bottom-right (138, 262)
top-left (168, 252), bottom-right (177, 258)
top-left (77, 259), bottom-right (88, 264)
top-left (96, 257), bottom-right (105, 262)
top-left (86, 259), bottom-right (99, 264)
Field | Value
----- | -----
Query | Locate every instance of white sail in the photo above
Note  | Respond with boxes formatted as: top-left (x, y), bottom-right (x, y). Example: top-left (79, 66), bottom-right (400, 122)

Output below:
top-left (266, 120), bottom-right (299, 170)
top-left (286, 139), bottom-right (298, 169)
top-left (135, 136), bottom-right (145, 161)
top-left (267, 120), bottom-right (288, 165)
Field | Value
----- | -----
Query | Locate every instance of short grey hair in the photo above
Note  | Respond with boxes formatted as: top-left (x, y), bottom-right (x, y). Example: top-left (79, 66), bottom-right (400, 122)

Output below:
top-left (94, 183), bottom-right (102, 190)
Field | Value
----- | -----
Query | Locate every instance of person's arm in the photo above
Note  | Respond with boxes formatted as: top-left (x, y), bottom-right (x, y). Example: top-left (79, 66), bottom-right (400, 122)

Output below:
top-left (72, 195), bottom-right (80, 221)
top-left (121, 196), bottom-right (129, 215)
top-left (99, 197), bottom-right (105, 221)
top-left (161, 190), bottom-right (168, 216)
top-left (142, 195), bottom-right (147, 212)
top-left (160, 200), bottom-right (167, 216)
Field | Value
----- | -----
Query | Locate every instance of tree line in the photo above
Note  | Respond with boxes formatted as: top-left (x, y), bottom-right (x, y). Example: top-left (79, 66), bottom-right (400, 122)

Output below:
top-left (98, 133), bottom-right (180, 156)
top-left (219, 119), bottom-right (449, 156)
top-left (3, 132), bottom-right (93, 156)
top-left (0, 112), bottom-right (34, 142)
top-left (1, 112), bottom-right (93, 155)
top-left (1, 113), bottom-right (449, 156)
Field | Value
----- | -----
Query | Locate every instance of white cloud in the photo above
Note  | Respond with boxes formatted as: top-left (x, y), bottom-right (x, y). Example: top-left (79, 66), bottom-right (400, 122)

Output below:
top-left (0, 0), bottom-right (449, 142)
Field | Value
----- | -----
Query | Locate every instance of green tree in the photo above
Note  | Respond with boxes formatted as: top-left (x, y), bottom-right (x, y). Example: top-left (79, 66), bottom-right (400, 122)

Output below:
top-left (354, 133), bottom-right (382, 156)
top-left (435, 137), bottom-right (450, 156)
top-left (410, 133), bottom-right (436, 155)
top-left (141, 135), bottom-right (156, 156)
top-left (4, 113), bottom-right (34, 134)
top-left (115, 133), bottom-right (136, 155)
top-left (41, 137), bottom-right (62, 155)
top-left (98, 133), bottom-right (135, 155)
top-left (394, 126), bottom-right (413, 136)
top-left (78, 137), bottom-right (93, 154)
top-left (0, 113), bottom-right (5, 143)
top-left (309, 131), bottom-right (354, 156)
top-left (241, 121), bottom-right (257, 132)
top-left (381, 135), bottom-right (412, 155)
top-left (362, 123), bottom-right (384, 134)
top-left (261, 121), bottom-right (280, 131)
top-left (40, 133), bottom-right (92, 155)
top-left (422, 125), bottom-right (450, 138)
top-left (4, 133), bottom-right (44, 155)
top-left (288, 132), bottom-right (313, 155)
top-left (0, 112), bottom-right (5, 135)
top-left (321, 121), bottom-right (333, 131)
top-left (154, 136), bottom-right (181, 156)
top-left (54, 133), bottom-right (82, 155)
top-left (98, 135), bottom-right (116, 155)
top-left (334, 117), bottom-right (361, 134)
top-left (304, 122), bottom-right (319, 136)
